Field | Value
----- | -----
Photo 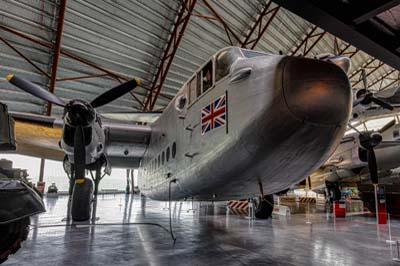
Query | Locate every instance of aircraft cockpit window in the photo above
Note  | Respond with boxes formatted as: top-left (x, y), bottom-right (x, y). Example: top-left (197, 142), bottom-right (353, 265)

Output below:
top-left (242, 49), bottom-right (269, 58)
top-left (215, 48), bottom-right (242, 82)
top-left (201, 61), bottom-right (213, 93)
top-left (196, 72), bottom-right (202, 97)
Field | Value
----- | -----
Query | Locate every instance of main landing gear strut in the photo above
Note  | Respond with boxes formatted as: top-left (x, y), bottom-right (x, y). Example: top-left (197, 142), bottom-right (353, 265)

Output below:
top-left (255, 181), bottom-right (274, 219)
top-left (65, 157), bottom-right (107, 222)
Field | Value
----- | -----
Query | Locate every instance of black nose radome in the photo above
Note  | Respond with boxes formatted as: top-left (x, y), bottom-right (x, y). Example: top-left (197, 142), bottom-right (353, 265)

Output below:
top-left (282, 57), bottom-right (351, 126)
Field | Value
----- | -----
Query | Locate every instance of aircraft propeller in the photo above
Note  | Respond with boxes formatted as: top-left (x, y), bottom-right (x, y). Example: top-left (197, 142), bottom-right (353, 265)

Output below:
top-left (350, 119), bottom-right (398, 185)
top-left (6, 75), bottom-right (140, 109)
top-left (359, 133), bottom-right (382, 185)
top-left (352, 69), bottom-right (394, 111)
top-left (6, 74), bottom-right (141, 176)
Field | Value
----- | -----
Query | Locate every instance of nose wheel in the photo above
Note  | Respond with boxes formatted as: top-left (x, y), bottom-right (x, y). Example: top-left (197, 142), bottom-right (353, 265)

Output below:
top-left (255, 195), bottom-right (274, 219)
top-left (66, 158), bottom-right (107, 222)
top-left (71, 178), bottom-right (94, 221)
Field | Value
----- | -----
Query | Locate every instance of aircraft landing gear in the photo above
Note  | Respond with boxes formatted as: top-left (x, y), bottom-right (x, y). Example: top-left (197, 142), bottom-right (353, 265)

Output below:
top-left (325, 181), bottom-right (341, 204)
top-left (71, 178), bottom-right (94, 221)
top-left (66, 156), bottom-right (108, 222)
top-left (255, 195), bottom-right (274, 219)
top-left (255, 181), bottom-right (274, 219)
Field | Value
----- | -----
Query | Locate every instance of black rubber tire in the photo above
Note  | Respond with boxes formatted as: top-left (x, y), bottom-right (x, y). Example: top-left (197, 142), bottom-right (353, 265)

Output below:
top-left (255, 195), bottom-right (274, 219)
top-left (71, 178), bottom-right (93, 221)
top-left (0, 218), bottom-right (30, 264)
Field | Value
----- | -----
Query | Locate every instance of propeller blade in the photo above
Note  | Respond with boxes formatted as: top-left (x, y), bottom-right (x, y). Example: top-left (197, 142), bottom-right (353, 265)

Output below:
top-left (378, 119), bottom-right (396, 134)
top-left (352, 97), bottom-right (365, 107)
top-left (370, 97), bottom-right (394, 111)
top-left (366, 149), bottom-right (378, 185)
top-left (90, 78), bottom-right (141, 108)
top-left (361, 69), bottom-right (367, 90)
top-left (74, 125), bottom-right (86, 179)
top-left (7, 74), bottom-right (65, 106)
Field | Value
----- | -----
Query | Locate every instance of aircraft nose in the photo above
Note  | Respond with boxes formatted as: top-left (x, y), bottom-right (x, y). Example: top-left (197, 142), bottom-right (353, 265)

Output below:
top-left (282, 57), bottom-right (351, 126)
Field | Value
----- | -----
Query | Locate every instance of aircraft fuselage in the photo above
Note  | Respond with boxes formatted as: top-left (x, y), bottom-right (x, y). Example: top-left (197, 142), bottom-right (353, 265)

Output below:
top-left (138, 47), bottom-right (351, 201)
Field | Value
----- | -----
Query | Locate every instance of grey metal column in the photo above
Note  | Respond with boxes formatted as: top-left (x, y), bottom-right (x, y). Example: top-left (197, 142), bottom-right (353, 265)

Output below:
top-left (38, 158), bottom-right (45, 182)
top-left (131, 169), bottom-right (135, 194)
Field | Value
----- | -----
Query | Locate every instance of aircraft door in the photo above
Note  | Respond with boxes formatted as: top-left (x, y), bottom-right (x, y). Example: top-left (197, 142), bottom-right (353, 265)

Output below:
top-left (172, 80), bottom-right (191, 179)
top-left (183, 75), bottom-right (200, 161)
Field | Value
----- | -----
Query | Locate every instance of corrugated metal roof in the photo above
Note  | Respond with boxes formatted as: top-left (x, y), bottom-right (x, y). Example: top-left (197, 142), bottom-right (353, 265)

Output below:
top-left (0, 0), bottom-right (399, 118)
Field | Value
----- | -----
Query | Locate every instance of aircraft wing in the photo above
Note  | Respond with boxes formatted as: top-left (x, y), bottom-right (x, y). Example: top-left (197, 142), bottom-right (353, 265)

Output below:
top-left (9, 112), bottom-right (151, 168)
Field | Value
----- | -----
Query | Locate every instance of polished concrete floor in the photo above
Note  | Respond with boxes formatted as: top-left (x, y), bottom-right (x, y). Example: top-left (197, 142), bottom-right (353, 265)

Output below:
top-left (4, 194), bottom-right (400, 266)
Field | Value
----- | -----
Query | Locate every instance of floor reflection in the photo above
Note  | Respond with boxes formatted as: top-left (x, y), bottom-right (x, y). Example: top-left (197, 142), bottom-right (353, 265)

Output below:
top-left (3, 194), bottom-right (399, 266)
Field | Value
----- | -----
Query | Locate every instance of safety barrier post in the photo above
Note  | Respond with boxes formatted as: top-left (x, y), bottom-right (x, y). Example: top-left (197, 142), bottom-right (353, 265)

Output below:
top-left (247, 198), bottom-right (255, 220)
top-left (393, 241), bottom-right (400, 262)
top-left (387, 213), bottom-right (396, 245)
top-left (187, 197), bottom-right (196, 213)
top-left (163, 201), bottom-right (169, 210)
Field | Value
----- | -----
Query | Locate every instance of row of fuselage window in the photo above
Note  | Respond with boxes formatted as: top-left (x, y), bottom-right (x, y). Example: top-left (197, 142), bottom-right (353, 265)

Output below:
top-left (147, 142), bottom-right (177, 174)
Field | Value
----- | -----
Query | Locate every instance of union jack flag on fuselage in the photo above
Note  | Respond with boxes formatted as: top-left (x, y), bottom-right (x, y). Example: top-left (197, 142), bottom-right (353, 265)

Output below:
top-left (201, 94), bottom-right (226, 135)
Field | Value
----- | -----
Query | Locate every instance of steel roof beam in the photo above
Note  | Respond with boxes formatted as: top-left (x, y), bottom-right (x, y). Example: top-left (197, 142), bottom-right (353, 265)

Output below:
top-left (202, 0), bottom-right (241, 46)
top-left (290, 25), bottom-right (326, 57)
top-left (352, 0), bottom-right (400, 25)
top-left (369, 69), bottom-right (397, 90)
top-left (241, 1), bottom-right (280, 49)
top-left (348, 58), bottom-right (377, 80)
top-left (273, 0), bottom-right (400, 70)
top-left (0, 36), bottom-right (50, 79)
top-left (352, 61), bottom-right (385, 87)
top-left (144, 0), bottom-right (197, 111)
top-left (0, 24), bottom-right (172, 105)
top-left (46, 0), bottom-right (67, 116)
top-left (380, 73), bottom-right (400, 91)
top-left (56, 73), bottom-right (109, 82)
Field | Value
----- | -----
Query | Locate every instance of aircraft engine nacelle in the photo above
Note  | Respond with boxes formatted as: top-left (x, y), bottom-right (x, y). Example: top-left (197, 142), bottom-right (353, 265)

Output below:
top-left (60, 123), bottom-right (105, 165)
top-left (359, 143), bottom-right (400, 171)
top-left (335, 168), bottom-right (357, 179)
top-left (327, 134), bottom-right (366, 169)
top-left (351, 88), bottom-right (369, 119)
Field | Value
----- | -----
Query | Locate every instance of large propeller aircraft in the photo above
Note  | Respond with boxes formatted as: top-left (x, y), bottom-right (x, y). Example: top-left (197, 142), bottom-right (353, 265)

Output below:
top-left (309, 118), bottom-right (400, 206)
top-left (5, 47), bottom-right (352, 221)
